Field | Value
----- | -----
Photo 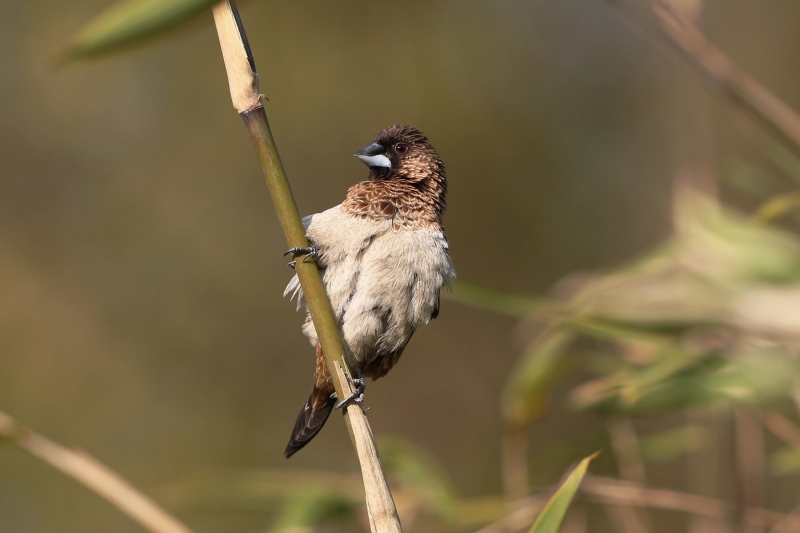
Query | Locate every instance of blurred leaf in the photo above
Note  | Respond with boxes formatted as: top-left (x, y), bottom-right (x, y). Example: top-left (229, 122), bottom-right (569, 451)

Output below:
top-left (700, 349), bottom-right (798, 404)
top-left (575, 196), bottom-right (800, 329)
top-left (379, 437), bottom-right (456, 521)
top-left (529, 434), bottom-right (614, 487)
top-left (755, 191), bottom-right (800, 223)
top-left (640, 425), bottom-right (706, 462)
top-left (491, 195), bottom-right (800, 425)
top-left (450, 496), bottom-right (509, 527)
top-left (770, 447), bottom-right (800, 475)
top-left (722, 158), bottom-right (784, 201)
top-left (689, 200), bottom-right (800, 284)
top-left (573, 347), bottom-right (799, 415)
top-left (271, 491), bottom-right (359, 533)
top-left (528, 452), bottom-right (598, 533)
top-left (60, 0), bottom-right (218, 60)
top-left (757, 131), bottom-right (800, 186)
top-left (571, 363), bottom-right (714, 415)
top-left (540, 196), bottom-right (800, 418)
top-left (567, 325), bottom-right (702, 413)
top-left (447, 279), bottom-right (553, 318)
top-left (503, 328), bottom-right (575, 426)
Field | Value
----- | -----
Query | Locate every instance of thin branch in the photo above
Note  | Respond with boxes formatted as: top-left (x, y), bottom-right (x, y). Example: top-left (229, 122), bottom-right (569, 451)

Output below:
top-left (735, 410), bottom-right (765, 533)
top-left (770, 505), bottom-right (800, 533)
top-left (210, 3), bottom-right (401, 532)
top-left (607, 418), bottom-right (647, 485)
top-left (502, 424), bottom-right (530, 505)
top-left (748, 508), bottom-right (800, 533)
top-left (585, 477), bottom-right (800, 532)
top-left (561, 507), bottom-right (588, 533)
top-left (761, 412), bottom-right (800, 448)
top-left (581, 476), bottom-right (727, 519)
top-left (686, 411), bottom-right (730, 533)
top-left (473, 495), bottom-right (548, 533)
top-left (603, 505), bottom-right (650, 533)
top-left (606, 418), bottom-right (651, 533)
top-left (0, 410), bottom-right (194, 533)
top-left (604, 0), bottom-right (800, 159)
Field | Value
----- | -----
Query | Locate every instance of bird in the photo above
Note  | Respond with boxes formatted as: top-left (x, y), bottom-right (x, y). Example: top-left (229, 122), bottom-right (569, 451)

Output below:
top-left (282, 124), bottom-right (455, 458)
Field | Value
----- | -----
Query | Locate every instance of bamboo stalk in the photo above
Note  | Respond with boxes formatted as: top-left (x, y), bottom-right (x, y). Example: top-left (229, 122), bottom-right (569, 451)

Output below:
top-left (0, 410), bottom-right (194, 533)
top-left (210, 3), bottom-right (402, 532)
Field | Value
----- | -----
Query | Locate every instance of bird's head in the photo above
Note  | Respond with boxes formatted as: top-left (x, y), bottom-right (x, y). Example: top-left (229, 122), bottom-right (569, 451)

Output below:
top-left (355, 125), bottom-right (444, 184)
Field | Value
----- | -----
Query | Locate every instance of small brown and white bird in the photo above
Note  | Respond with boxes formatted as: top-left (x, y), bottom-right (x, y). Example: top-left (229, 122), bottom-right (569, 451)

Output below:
top-left (283, 124), bottom-right (455, 458)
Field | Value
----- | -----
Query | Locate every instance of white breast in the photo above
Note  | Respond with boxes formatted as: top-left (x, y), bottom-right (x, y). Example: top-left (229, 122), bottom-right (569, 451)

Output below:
top-left (284, 205), bottom-right (454, 368)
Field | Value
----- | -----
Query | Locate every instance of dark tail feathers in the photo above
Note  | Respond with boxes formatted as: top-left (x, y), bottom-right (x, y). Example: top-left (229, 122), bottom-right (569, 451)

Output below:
top-left (284, 386), bottom-right (335, 458)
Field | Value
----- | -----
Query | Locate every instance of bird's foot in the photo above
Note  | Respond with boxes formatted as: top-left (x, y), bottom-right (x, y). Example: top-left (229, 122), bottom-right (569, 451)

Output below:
top-left (284, 245), bottom-right (319, 269)
top-left (334, 371), bottom-right (366, 410)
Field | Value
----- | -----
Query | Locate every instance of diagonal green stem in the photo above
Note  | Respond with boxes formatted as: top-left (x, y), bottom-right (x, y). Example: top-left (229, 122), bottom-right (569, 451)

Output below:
top-left (240, 108), bottom-right (350, 403)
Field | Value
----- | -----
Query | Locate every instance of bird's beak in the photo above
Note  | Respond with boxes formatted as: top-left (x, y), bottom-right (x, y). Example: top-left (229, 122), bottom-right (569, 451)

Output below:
top-left (355, 143), bottom-right (391, 168)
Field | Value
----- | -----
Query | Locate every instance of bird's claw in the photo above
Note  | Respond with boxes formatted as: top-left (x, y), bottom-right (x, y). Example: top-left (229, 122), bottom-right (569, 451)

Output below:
top-left (284, 246), bottom-right (319, 269)
top-left (347, 377), bottom-right (367, 389)
top-left (334, 390), bottom-right (364, 410)
top-left (283, 246), bottom-right (318, 258)
top-left (334, 371), bottom-right (366, 410)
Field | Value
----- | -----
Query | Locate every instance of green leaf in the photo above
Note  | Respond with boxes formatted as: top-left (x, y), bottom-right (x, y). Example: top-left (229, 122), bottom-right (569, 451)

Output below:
top-left (770, 447), bottom-right (800, 475)
top-left (271, 491), bottom-right (359, 533)
top-left (755, 191), bottom-right (800, 223)
top-left (378, 437), bottom-right (456, 521)
top-left (722, 158), bottom-right (784, 201)
top-left (756, 131), bottom-right (800, 187)
top-left (572, 346), bottom-right (799, 415)
top-left (640, 425), bottom-right (706, 462)
top-left (60, 0), bottom-right (218, 60)
top-left (503, 329), bottom-right (575, 426)
top-left (528, 452), bottom-right (598, 533)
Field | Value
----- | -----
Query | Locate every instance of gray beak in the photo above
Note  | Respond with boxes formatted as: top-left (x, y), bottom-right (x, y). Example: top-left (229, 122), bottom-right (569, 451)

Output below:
top-left (355, 143), bottom-right (391, 168)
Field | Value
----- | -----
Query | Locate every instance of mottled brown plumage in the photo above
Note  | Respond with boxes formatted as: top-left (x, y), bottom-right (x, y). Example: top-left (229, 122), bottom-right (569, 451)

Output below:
top-left (284, 125), bottom-right (454, 458)
top-left (342, 125), bottom-right (447, 230)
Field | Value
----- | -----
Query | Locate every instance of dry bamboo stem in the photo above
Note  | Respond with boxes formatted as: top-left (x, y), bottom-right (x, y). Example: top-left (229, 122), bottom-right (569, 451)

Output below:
top-left (0, 410), bottom-right (194, 533)
top-left (210, 3), bottom-right (401, 532)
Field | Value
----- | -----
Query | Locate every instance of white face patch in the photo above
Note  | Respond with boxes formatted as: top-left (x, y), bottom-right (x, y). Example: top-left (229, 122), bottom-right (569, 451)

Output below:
top-left (356, 154), bottom-right (392, 168)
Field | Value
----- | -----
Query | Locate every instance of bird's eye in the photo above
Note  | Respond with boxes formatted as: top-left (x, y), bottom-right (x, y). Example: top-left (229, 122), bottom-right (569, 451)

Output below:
top-left (394, 143), bottom-right (409, 154)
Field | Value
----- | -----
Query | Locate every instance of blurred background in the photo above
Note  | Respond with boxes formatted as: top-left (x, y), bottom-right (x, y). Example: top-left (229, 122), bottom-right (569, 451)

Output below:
top-left (4, 0), bottom-right (800, 532)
